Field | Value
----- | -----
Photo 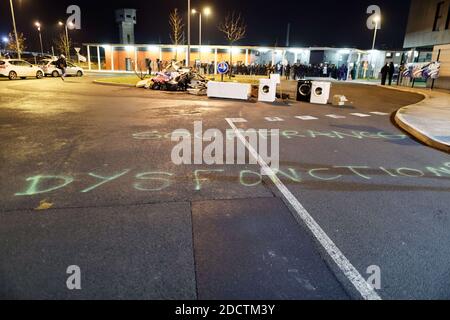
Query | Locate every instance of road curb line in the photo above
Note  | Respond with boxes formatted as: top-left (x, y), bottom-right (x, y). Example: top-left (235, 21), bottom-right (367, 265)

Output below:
top-left (376, 85), bottom-right (449, 153)
top-left (93, 80), bottom-right (136, 88)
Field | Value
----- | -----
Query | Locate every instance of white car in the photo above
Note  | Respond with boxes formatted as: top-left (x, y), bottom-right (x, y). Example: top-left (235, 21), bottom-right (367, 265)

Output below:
top-left (41, 59), bottom-right (84, 77)
top-left (0, 59), bottom-right (44, 80)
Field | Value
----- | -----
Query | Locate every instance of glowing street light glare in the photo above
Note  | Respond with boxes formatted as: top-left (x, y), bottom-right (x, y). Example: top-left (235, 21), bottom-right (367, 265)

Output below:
top-left (191, 9), bottom-right (197, 14)
top-left (203, 7), bottom-right (211, 16)
top-left (2, 37), bottom-right (8, 44)
top-left (373, 15), bottom-right (381, 23)
top-left (35, 22), bottom-right (41, 28)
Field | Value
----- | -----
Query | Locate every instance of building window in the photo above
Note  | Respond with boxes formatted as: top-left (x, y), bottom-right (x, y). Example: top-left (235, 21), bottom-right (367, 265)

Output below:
top-left (433, 1), bottom-right (445, 31)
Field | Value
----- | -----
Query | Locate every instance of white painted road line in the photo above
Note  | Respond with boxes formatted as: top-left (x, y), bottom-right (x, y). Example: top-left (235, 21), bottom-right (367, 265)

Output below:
top-left (228, 118), bottom-right (248, 123)
top-left (326, 114), bottom-right (347, 119)
top-left (295, 116), bottom-right (319, 121)
top-left (370, 112), bottom-right (390, 116)
top-left (226, 118), bottom-right (382, 301)
top-left (265, 117), bottom-right (285, 122)
top-left (351, 113), bottom-right (372, 118)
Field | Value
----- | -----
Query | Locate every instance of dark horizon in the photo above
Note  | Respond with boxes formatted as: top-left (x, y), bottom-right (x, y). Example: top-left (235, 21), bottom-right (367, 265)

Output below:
top-left (0, 0), bottom-right (411, 53)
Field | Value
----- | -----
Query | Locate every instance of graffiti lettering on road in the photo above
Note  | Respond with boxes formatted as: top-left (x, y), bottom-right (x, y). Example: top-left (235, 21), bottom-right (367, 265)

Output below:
top-left (14, 162), bottom-right (450, 196)
top-left (132, 130), bottom-right (408, 141)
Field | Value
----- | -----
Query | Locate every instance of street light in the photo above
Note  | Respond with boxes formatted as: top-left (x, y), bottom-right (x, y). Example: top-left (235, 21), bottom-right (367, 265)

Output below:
top-left (192, 7), bottom-right (211, 64)
top-left (371, 15), bottom-right (380, 51)
top-left (369, 15), bottom-right (381, 79)
top-left (58, 21), bottom-right (74, 58)
top-left (9, 0), bottom-right (21, 59)
top-left (187, 0), bottom-right (191, 67)
top-left (35, 22), bottom-right (44, 56)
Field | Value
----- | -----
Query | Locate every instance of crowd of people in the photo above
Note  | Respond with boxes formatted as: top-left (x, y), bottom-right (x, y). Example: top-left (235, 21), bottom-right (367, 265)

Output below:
top-left (188, 61), bottom-right (354, 81)
top-left (147, 58), bottom-right (406, 86)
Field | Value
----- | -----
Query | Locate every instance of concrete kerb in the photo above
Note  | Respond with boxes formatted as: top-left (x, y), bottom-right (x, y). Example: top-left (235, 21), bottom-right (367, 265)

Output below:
top-left (379, 85), bottom-right (449, 153)
top-left (93, 80), bottom-right (136, 87)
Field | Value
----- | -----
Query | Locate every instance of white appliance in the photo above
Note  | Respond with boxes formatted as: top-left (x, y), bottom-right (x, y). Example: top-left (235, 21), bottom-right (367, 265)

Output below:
top-left (270, 73), bottom-right (281, 84)
top-left (310, 81), bottom-right (331, 105)
top-left (258, 79), bottom-right (277, 102)
top-left (207, 81), bottom-right (251, 100)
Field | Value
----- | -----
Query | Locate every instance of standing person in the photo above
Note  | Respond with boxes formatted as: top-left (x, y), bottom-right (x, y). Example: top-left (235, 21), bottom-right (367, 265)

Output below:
top-left (338, 64), bottom-right (348, 81)
top-left (56, 54), bottom-right (67, 82)
top-left (285, 64), bottom-right (291, 80)
top-left (397, 64), bottom-right (406, 85)
top-left (156, 59), bottom-right (162, 72)
top-left (380, 63), bottom-right (389, 85)
top-left (322, 64), bottom-right (328, 78)
top-left (388, 62), bottom-right (395, 85)
top-left (147, 59), bottom-right (153, 76)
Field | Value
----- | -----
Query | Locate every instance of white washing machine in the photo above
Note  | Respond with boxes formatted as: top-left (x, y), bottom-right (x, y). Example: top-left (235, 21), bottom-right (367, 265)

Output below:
top-left (258, 79), bottom-right (277, 102)
top-left (310, 81), bottom-right (331, 105)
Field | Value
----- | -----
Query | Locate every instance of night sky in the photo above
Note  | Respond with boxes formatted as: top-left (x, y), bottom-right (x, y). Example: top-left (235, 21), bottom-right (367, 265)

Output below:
top-left (0, 0), bottom-right (411, 53)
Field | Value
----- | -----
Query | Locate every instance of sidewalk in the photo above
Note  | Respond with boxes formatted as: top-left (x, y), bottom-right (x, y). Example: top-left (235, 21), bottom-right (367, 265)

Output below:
top-left (390, 86), bottom-right (450, 153)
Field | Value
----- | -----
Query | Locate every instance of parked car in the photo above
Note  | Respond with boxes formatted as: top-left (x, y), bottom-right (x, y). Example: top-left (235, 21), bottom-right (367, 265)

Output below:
top-left (0, 59), bottom-right (44, 80)
top-left (41, 59), bottom-right (84, 77)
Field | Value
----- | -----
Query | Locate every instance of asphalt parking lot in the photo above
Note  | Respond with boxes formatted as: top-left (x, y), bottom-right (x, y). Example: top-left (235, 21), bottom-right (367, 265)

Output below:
top-left (1, 74), bottom-right (449, 299)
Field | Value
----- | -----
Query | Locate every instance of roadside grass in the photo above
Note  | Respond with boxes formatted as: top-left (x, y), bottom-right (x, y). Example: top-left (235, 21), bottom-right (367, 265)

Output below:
top-left (95, 74), bottom-right (269, 87)
top-left (95, 76), bottom-right (146, 86)
top-left (207, 74), bottom-right (269, 85)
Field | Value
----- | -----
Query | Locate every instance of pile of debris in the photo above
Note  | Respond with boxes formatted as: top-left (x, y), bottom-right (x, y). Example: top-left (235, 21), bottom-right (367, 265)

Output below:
top-left (136, 61), bottom-right (208, 95)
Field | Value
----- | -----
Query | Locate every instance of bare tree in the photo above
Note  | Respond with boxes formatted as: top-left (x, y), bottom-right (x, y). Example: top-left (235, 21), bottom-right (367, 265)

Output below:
top-left (54, 34), bottom-right (71, 59)
top-left (218, 12), bottom-right (246, 77)
top-left (169, 8), bottom-right (185, 61)
top-left (6, 32), bottom-right (26, 58)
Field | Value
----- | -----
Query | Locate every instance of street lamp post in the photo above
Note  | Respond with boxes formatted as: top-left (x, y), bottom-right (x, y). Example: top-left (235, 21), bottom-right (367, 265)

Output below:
top-left (192, 7), bottom-right (211, 65)
top-left (35, 22), bottom-right (44, 56)
top-left (371, 16), bottom-right (380, 51)
top-left (370, 15), bottom-right (380, 79)
top-left (59, 21), bottom-right (73, 59)
top-left (187, 0), bottom-right (191, 67)
top-left (9, 0), bottom-right (21, 59)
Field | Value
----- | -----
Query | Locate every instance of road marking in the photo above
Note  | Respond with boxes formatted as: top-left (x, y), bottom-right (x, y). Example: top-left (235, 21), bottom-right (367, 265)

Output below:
top-left (350, 113), bottom-right (371, 118)
top-left (226, 118), bottom-right (382, 301)
top-left (265, 117), bottom-right (284, 122)
top-left (295, 116), bottom-right (319, 121)
top-left (228, 118), bottom-right (248, 123)
top-left (370, 112), bottom-right (390, 116)
top-left (326, 114), bottom-right (346, 119)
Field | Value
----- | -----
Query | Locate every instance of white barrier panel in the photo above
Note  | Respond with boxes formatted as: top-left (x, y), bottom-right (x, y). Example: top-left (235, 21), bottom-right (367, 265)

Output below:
top-left (207, 81), bottom-right (251, 100)
top-left (270, 73), bottom-right (281, 85)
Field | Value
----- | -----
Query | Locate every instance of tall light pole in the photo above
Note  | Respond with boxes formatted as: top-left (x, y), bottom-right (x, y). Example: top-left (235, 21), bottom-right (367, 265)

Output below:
top-left (9, 0), bottom-right (21, 59)
top-left (369, 15), bottom-right (380, 79)
top-left (371, 16), bottom-right (380, 51)
top-left (187, 0), bottom-right (191, 67)
top-left (35, 22), bottom-right (44, 56)
top-left (58, 21), bottom-right (74, 59)
top-left (192, 7), bottom-right (211, 64)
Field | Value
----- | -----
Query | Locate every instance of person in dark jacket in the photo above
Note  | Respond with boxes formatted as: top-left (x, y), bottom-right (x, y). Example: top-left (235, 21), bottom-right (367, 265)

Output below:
top-left (147, 59), bottom-right (153, 76)
top-left (285, 64), bottom-right (291, 80)
top-left (56, 54), bottom-right (67, 81)
top-left (380, 63), bottom-right (389, 85)
top-left (388, 62), bottom-right (395, 85)
top-left (338, 64), bottom-right (348, 81)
